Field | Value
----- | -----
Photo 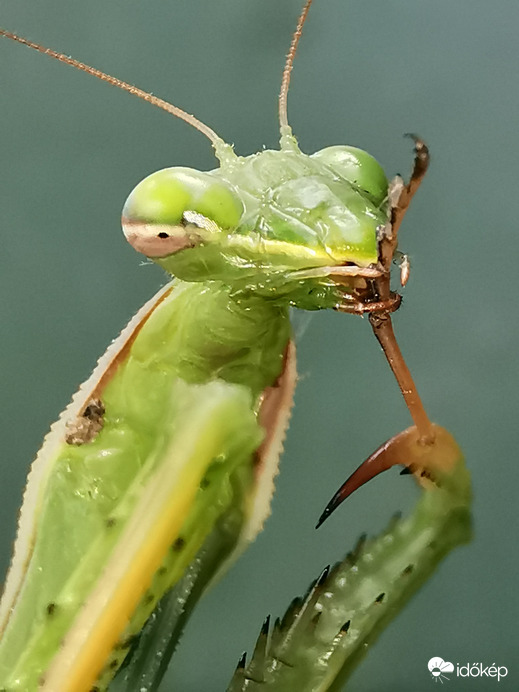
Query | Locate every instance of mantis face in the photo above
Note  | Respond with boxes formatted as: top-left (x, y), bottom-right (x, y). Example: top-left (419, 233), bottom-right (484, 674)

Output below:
top-left (122, 145), bottom-right (389, 309)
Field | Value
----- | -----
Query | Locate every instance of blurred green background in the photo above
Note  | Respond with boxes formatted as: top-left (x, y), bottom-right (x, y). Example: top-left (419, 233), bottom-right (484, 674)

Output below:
top-left (0, 1), bottom-right (517, 689)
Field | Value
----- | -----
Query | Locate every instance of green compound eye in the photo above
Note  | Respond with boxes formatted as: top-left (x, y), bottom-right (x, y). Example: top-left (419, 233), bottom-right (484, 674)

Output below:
top-left (311, 146), bottom-right (388, 206)
top-left (122, 168), bottom-right (244, 258)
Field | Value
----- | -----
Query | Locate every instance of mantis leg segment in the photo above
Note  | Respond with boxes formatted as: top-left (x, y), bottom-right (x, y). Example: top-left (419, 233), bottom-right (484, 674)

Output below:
top-left (321, 138), bottom-right (456, 523)
top-left (391, 135), bottom-right (430, 238)
top-left (317, 424), bottom-right (460, 527)
top-left (335, 294), bottom-right (401, 316)
top-left (368, 312), bottom-right (434, 442)
top-left (336, 139), bottom-right (433, 438)
top-left (378, 136), bottom-right (431, 288)
top-left (233, 440), bottom-right (471, 690)
top-left (365, 138), bottom-right (434, 441)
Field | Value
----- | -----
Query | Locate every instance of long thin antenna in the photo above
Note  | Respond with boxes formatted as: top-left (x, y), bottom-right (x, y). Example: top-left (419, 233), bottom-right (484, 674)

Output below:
top-left (0, 29), bottom-right (225, 152)
top-left (278, 0), bottom-right (314, 129)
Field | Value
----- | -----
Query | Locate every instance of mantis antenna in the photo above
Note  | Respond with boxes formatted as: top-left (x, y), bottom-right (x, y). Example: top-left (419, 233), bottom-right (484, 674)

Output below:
top-left (279, 0), bottom-right (314, 130)
top-left (0, 28), bottom-right (229, 158)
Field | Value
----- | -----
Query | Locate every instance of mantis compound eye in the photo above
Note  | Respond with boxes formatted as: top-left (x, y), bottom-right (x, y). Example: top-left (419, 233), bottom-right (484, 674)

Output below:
top-left (311, 145), bottom-right (388, 206)
top-left (121, 167), bottom-right (244, 258)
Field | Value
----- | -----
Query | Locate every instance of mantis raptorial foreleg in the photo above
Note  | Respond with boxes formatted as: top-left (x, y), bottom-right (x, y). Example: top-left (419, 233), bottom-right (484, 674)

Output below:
top-left (230, 439), bottom-right (470, 691)
top-left (318, 138), bottom-right (457, 525)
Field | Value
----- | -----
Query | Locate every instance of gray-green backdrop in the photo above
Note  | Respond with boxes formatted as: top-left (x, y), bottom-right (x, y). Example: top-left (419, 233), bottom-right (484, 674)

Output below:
top-left (0, 1), bottom-right (517, 690)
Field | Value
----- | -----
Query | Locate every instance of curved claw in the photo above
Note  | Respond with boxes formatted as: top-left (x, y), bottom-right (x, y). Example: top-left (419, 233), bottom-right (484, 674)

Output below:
top-left (316, 424), bottom-right (461, 528)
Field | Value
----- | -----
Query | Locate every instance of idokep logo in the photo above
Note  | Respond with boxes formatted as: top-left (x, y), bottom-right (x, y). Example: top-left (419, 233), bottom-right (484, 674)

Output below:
top-left (428, 657), bottom-right (454, 683)
top-left (427, 657), bottom-right (509, 683)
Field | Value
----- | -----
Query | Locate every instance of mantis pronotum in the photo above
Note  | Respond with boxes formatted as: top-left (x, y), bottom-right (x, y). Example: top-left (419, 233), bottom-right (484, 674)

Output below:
top-left (0, 1), bottom-right (470, 690)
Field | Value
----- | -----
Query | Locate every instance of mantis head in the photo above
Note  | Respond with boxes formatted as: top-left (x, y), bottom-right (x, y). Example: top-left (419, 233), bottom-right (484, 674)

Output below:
top-left (121, 146), bottom-right (389, 309)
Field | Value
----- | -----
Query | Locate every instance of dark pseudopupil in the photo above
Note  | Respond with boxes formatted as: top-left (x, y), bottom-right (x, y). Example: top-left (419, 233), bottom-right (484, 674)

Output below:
top-left (158, 232), bottom-right (169, 238)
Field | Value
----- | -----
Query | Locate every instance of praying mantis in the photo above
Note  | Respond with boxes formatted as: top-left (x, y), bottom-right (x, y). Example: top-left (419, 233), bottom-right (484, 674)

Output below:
top-left (0, 1), bottom-right (471, 690)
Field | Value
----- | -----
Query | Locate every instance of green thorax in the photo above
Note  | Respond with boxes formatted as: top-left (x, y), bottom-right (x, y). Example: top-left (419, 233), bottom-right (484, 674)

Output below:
top-left (124, 280), bottom-right (291, 399)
